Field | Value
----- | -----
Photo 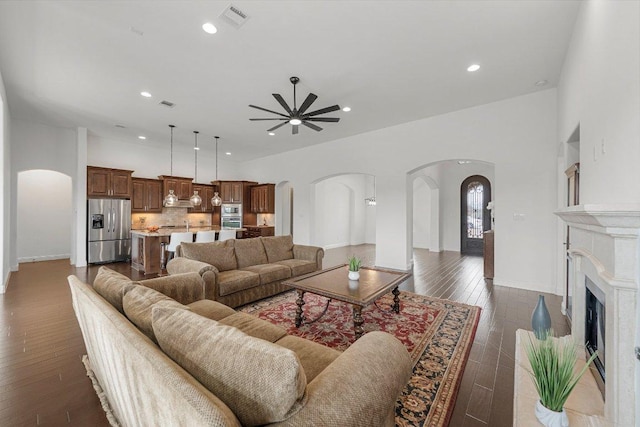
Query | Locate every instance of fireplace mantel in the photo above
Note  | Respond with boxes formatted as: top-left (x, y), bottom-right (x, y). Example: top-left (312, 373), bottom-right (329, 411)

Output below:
top-left (555, 203), bottom-right (640, 427)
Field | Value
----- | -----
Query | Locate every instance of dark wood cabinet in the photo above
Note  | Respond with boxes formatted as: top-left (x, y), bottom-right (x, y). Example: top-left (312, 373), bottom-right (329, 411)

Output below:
top-left (220, 181), bottom-right (243, 203)
top-left (158, 175), bottom-right (193, 200)
top-left (483, 230), bottom-right (494, 279)
top-left (250, 184), bottom-right (275, 213)
top-left (132, 178), bottom-right (163, 213)
top-left (243, 226), bottom-right (275, 239)
top-left (87, 166), bottom-right (133, 198)
top-left (189, 184), bottom-right (217, 213)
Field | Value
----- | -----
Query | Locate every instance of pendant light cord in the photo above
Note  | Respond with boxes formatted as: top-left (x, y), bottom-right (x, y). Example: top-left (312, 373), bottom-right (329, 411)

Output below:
top-left (214, 136), bottom-right (219, 181)
top-left (194, 131), bottom-right (199, 182)
top-left (169, 124), bottom-right (175, 176)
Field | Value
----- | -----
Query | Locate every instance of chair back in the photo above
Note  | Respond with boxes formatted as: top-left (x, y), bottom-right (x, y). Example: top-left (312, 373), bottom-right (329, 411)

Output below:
top-left (218, 229), bottom-right (237, 242)
top-left (167, 232), bottom-right (194, 252)
top-left (195, 230), bottom-right (217, 243)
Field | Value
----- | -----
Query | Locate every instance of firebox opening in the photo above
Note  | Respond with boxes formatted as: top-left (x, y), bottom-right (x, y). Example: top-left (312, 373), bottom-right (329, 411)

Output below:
top-left (585, 276), bottom-right (605, 399)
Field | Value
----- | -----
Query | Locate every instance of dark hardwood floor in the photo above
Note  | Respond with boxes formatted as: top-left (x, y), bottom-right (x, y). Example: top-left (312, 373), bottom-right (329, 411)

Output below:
top-left (0, 246), bottom-right (568, 426)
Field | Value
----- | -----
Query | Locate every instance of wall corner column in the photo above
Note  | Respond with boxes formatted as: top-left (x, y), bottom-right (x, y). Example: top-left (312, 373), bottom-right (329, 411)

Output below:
top-left (73, 127), bottom-right (87, 267)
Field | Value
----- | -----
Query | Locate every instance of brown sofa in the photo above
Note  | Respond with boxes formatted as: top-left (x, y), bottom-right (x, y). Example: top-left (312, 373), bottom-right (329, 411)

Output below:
top-left (69, 267), bottom-right (412, 426)
top-left (166, 235), bottom-right (324, 308)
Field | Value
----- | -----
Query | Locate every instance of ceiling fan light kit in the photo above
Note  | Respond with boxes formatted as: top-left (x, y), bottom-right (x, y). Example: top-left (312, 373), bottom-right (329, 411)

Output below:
top-left (249, 76), bottom-right (341, 135)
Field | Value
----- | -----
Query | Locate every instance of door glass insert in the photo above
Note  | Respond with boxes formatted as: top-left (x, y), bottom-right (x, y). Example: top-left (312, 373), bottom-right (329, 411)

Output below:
top-left (466, 181), bottom-right (484, 239)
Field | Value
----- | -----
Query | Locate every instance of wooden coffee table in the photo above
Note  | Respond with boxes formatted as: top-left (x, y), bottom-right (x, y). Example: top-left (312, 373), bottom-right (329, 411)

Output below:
top-left (283, 264), bottom-right (412, 339)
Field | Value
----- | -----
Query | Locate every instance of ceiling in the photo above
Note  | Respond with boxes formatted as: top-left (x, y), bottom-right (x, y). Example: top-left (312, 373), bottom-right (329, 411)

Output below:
top-left (0, 1), bottom-right (580, 162)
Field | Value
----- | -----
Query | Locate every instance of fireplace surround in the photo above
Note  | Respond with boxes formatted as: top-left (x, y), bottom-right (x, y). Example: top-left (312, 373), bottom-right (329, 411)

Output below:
top-left (555, 204), bottom-right (640, 427)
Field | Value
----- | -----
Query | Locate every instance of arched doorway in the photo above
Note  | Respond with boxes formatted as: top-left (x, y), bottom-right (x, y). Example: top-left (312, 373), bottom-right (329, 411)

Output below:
top-left (460, 175), bottom-right (491, 255)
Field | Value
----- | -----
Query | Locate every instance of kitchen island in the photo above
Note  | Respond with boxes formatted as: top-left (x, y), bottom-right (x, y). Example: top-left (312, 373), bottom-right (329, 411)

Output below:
top-left (130, 227), bottom-right (245, 275)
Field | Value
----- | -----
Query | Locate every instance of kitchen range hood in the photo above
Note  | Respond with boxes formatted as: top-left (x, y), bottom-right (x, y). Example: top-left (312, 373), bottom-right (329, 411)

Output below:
top-left (164, 199), bottom-right (198, 208)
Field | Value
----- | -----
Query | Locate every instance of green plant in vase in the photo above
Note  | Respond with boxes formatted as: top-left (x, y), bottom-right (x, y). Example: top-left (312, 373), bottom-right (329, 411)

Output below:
top-left (524, 329), bottom-right (598, 427)
top-left (348, 255), bottom-right (361, 281)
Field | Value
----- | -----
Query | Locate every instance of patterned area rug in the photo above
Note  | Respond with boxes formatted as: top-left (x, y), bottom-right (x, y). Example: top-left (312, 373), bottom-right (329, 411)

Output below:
top-left (240, 290), bottom-right (481, 426)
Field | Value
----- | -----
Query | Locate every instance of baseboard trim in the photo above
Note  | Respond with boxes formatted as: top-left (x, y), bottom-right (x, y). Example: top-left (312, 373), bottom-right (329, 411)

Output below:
top-left (18, 254), bottom-right (71, 263)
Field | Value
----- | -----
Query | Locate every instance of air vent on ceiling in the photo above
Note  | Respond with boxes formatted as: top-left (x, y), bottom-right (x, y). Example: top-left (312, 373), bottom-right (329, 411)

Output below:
top-left (159, 100), bottom-right (175, 108)
top-left (219, 4), bottom-right (249, 28)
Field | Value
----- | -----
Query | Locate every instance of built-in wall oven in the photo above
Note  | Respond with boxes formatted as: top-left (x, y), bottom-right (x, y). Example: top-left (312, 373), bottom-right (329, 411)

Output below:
top-left (221, 204), bottom-right (242, 229)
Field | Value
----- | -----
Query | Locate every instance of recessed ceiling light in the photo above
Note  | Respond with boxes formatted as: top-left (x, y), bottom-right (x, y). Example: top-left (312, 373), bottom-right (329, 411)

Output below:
top-left (457, 160), bottom-right (471, 164)
top-left (140, 91), bottom-right (152, 98)
top-left (225, 152), bottom-right (231, 156)
top-left (193, 146), bottom-right (200, 150)
top-left (342, 106), bottom-right (351, 112)
top-left (138, 136), bottom-right (146, 140)
top-left (535, 79), bottom-right (548, 86)
top-left (467, 64), bottom-right (480, 72)
top-left (202, 22), bottom-right (217, 34)
top-left (268, 132), bottom-right (275, 136)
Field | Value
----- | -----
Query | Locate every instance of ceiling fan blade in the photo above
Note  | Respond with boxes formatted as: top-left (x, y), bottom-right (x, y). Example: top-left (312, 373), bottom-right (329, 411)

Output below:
top-left (267, 121), bottom-right (290, 132)
top-left (292, 125), bottom-right (299, 135)
top-left (302, 121), bottom-right (323, 132)
top-left (297, 93), bottom-right (318, 115)
top-left (272, 94), bottom-right (293, 115)
top-left (250, 118), bottom-right (289, 121)
top-left (306, 117), bottom-right (340, 122)
top-left (249, 104), bottom-right (289, 118)
top-left (304, 104), bottom-right (341, 117)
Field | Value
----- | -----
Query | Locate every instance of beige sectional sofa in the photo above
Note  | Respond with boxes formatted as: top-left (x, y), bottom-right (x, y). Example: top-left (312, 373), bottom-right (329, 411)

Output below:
top-left (166, 235), bottom-right (323, 308)
top-left (69, 267), bottom-right (412, 426)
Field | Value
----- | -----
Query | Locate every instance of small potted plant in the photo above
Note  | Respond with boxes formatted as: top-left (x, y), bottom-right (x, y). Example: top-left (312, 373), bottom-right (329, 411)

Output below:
top-left (348, 255), bottom-right (361, 281)
top-left (524, 329), bottom-right (597, 427)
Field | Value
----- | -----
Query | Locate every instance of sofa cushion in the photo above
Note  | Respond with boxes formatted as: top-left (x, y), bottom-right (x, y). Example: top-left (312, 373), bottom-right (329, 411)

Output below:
top-left (187, 299), bottom-right (237, 321)
top-left (92, 266), bottom-right (136, 313)
top-left (261, 235), bottom-right (294, 263)
top-left (219, 312), bottom-right (288, 343)
top-left (234, 238), bottom-right (268, 268)
top-left (274, 259), bottom-right (318, 277)
top-left (180, 241), bottom-right (237, 272)
top-left (275, 335), bottom-right (341, 383)
top-left (217, 270), bottom-right (260, 296)
top-left (240, 263), bottom-right (291, 285)
top-left (123, 285), bottom-right (187, 342)
top-left (152, 306), bottom-right (307, 426)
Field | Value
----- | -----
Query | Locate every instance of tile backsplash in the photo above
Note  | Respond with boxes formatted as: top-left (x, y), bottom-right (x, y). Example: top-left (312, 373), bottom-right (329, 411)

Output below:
top-left (132, 208), bottom-right (212, 229)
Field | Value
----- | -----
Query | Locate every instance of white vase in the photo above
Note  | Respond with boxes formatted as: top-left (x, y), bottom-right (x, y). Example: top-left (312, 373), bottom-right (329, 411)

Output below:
top-left (535, 400), bottom-right (569, 427)
top-left (348, 270), bottom-right (360, 281)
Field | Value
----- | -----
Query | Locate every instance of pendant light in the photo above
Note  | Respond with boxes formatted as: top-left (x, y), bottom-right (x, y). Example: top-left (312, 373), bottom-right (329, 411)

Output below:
top-left (189, 131), bottom-right (202, 207)
top-left (211, 136), bottom-right (222, 207)
top-left (365, 176), bottom-right (377, 206)
top-left (163, 125), bottom-right (179, 207)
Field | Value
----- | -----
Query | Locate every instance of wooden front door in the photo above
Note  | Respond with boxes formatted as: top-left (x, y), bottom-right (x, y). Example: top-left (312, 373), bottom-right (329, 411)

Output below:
top-left (460, 175), bottom-right (491, 256)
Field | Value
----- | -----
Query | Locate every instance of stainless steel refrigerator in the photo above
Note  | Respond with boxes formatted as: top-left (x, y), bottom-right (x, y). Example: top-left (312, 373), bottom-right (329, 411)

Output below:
top-left (87, 199), bottom-right (131, 264)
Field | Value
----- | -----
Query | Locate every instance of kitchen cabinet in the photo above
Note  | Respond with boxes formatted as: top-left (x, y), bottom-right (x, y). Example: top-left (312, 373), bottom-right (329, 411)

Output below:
top-left (158, 175), bottom-right (193, 200)
top-left (250, 184), bottom-right (275, 213)
top-left (87, 166), bottom-right (133, 198)
top-left (220, 181), bottom-right (243, 203)
top-left (188, 184), bottom-right (217, 213)
top-left (132, 178), bottom-right (163, 213)
top-left (243, 226), bottom-right (275, 239)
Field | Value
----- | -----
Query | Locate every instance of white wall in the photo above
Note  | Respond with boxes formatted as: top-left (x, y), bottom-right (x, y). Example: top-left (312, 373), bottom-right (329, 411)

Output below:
top-left (556, 1), bottom-right (640, 424)
top-left (17, 170), bottom-right (72, 262)
top-left (412, 178), bottom-right (431, 249)
top-left (9, 119), bottom-right (77, 270)
top-left (243, 89), bottom-right (558, 290)
top-left (0, 69), bottom-right (9, 293)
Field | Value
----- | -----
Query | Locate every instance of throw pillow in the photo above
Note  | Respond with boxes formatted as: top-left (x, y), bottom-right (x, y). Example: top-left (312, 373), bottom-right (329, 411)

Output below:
top-left (123, 285), bottom-right (187, 342)
top-left (261, 235), bottom-right (294, 263)
top-left (152, 306), bottom-right (307, 426)
top-left (180, 242), bottom-right (237, 272)
top-left (92, 266), bottom-right (136, 313)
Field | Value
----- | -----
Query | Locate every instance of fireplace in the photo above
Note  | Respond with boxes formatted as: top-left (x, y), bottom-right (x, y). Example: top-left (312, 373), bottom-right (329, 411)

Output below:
top-left (585, 277), bottom-right (605, 398)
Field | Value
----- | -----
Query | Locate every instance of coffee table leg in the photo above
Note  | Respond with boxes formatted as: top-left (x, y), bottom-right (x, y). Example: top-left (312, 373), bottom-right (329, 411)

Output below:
top-left (353, 305), bottom-right (364, 340)
top-left (295, 290), bottom-right (305, 327)
top-left (392, 287), bottom-right (400, 313)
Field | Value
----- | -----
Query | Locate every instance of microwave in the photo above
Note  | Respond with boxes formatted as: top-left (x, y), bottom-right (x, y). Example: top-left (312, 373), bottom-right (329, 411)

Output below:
top-left (222, 204), bottom-right (242, 216)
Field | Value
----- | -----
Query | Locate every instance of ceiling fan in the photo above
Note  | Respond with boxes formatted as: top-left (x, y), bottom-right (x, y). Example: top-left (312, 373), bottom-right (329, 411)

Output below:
top-left (249, 76), bottom-right (340, 135)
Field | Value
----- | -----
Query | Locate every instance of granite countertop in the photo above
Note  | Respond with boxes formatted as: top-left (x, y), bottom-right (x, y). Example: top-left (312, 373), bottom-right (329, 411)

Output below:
top-left (131, 226), bottom-right (245, 237)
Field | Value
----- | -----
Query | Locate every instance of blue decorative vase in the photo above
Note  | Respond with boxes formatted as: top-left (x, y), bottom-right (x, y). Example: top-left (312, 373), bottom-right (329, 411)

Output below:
top-left (532, 295), bottom-right (551, 339)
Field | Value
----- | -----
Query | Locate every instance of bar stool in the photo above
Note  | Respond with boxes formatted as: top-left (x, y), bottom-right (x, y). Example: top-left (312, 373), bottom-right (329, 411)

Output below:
top-left (195, 230), bottom-right (217, 242)
top-left (166, 232), bottom-right (194, 262)
top-left (218, 229), bottom-right (237, 242)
